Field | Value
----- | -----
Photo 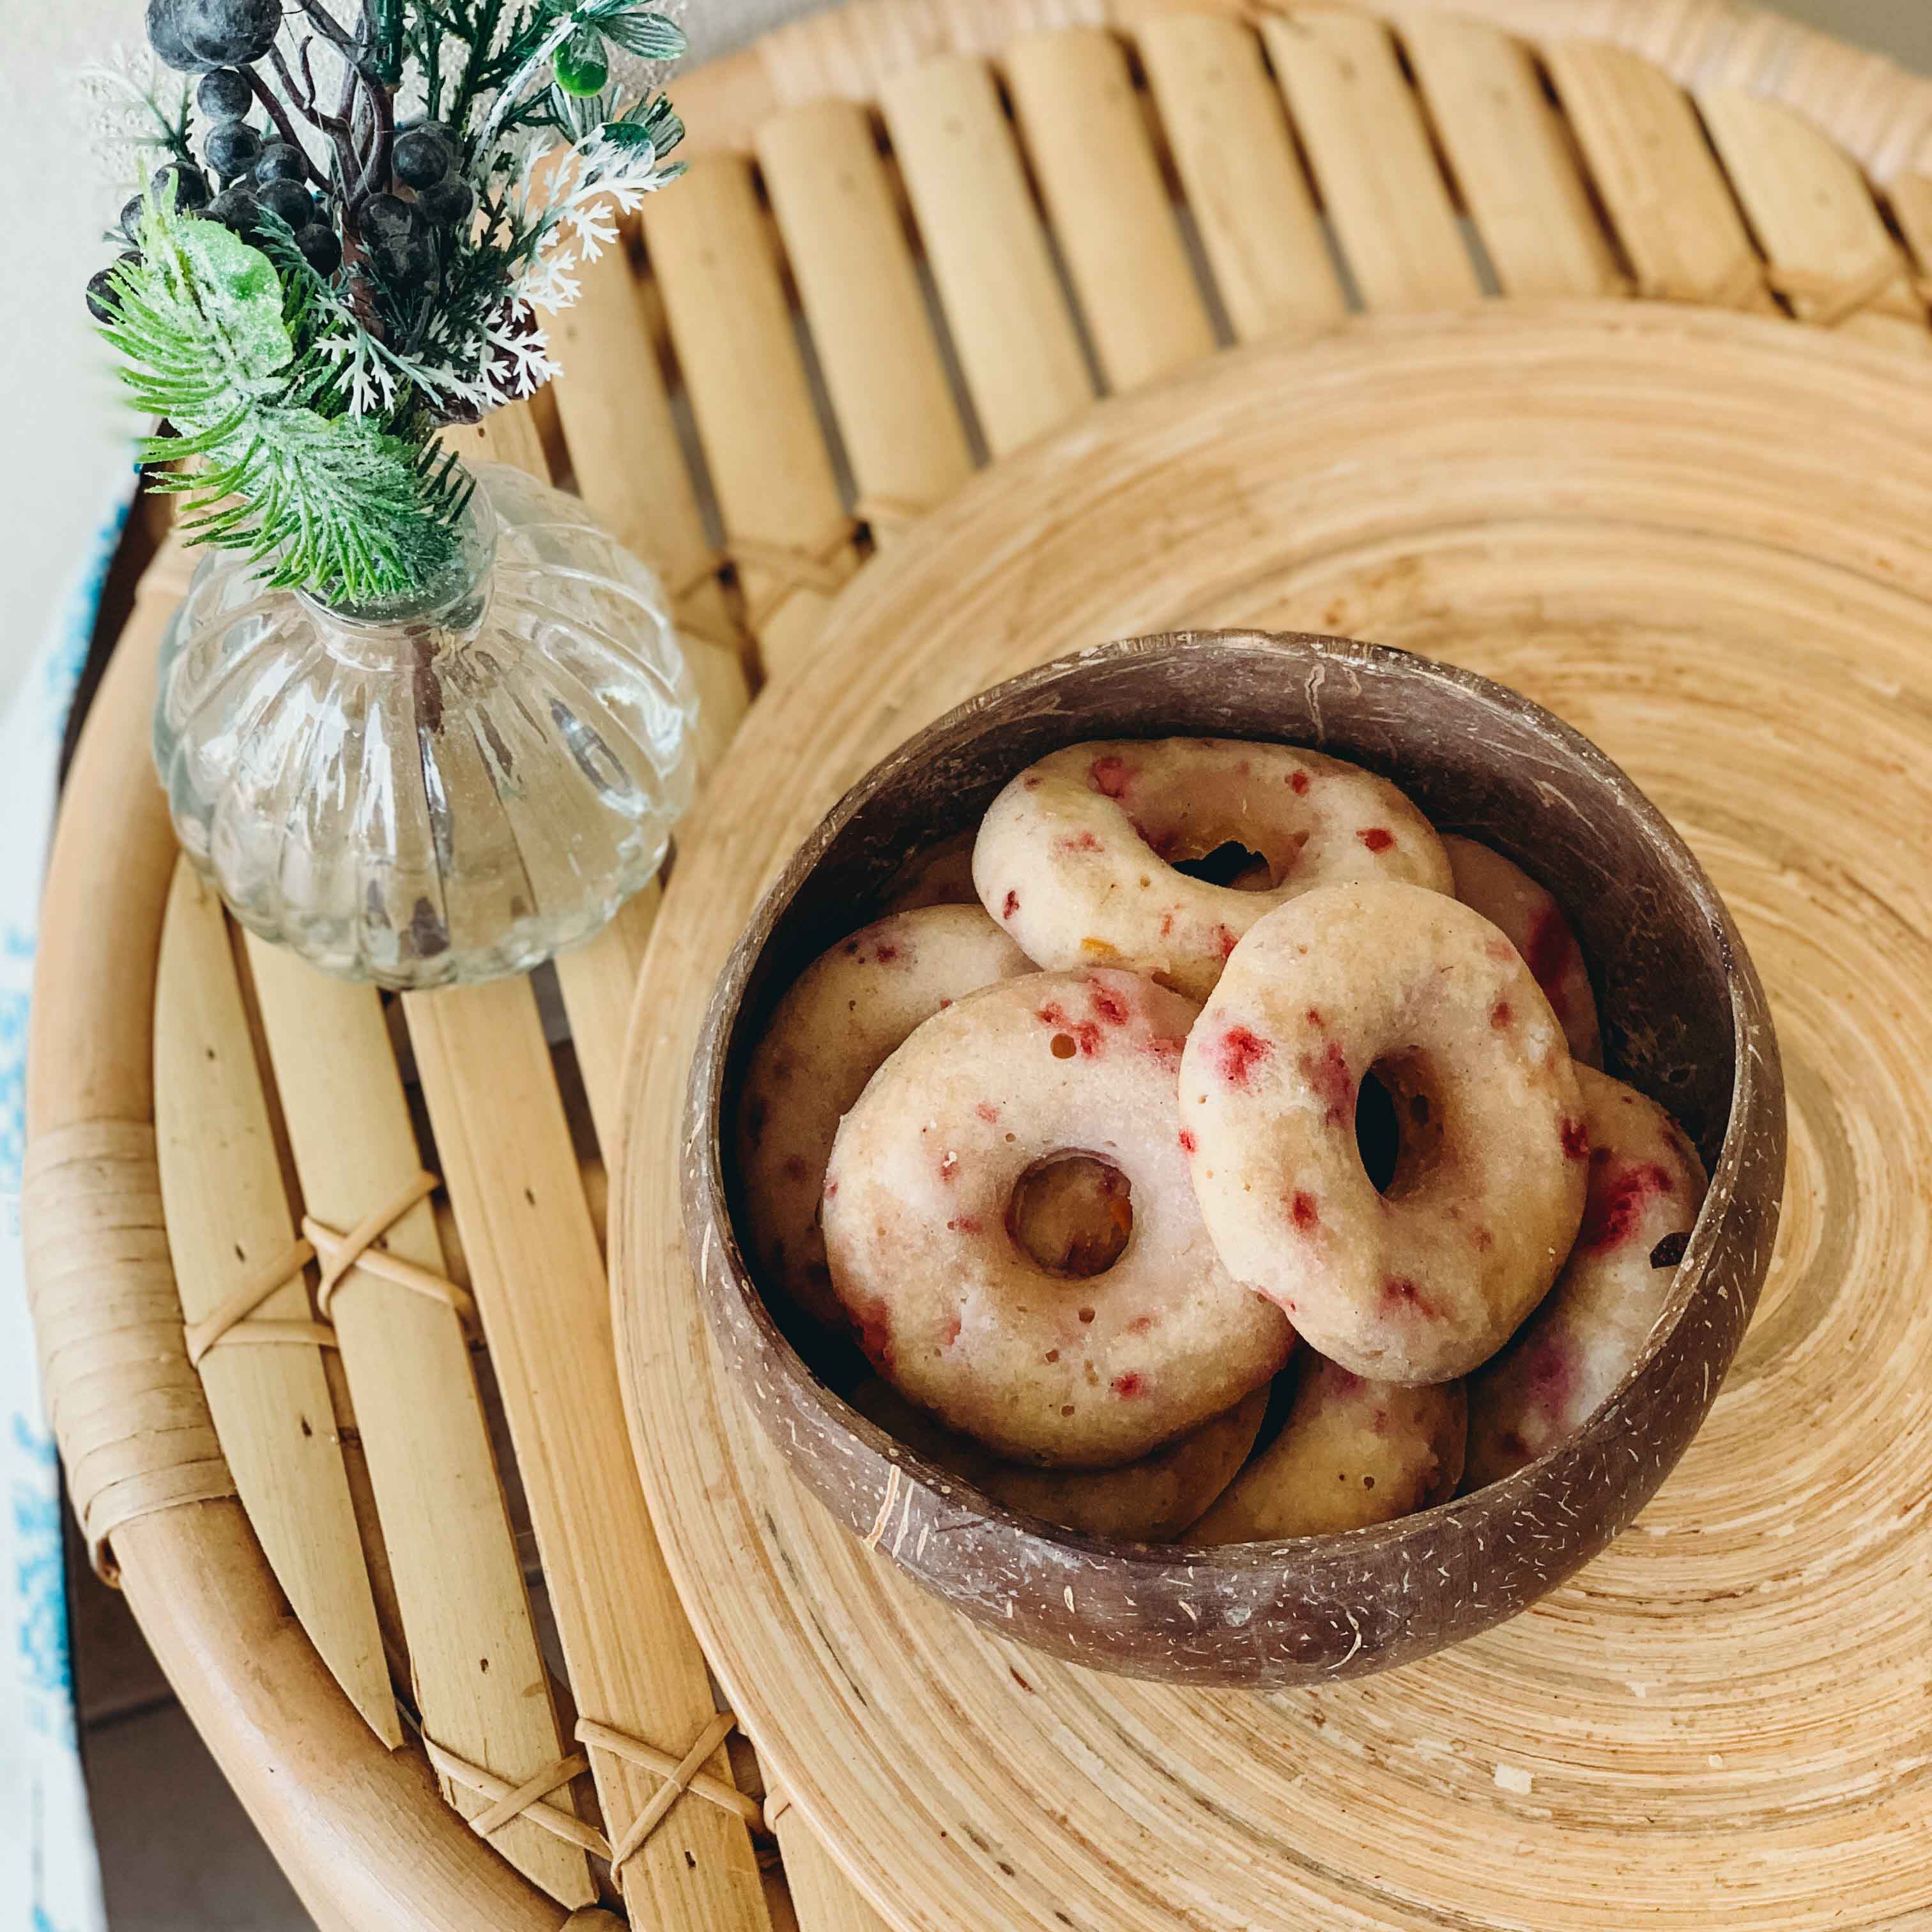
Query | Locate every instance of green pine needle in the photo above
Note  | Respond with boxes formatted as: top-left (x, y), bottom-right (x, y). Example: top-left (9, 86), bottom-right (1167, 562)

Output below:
top-left (99, 192), bottom-right (471, 606)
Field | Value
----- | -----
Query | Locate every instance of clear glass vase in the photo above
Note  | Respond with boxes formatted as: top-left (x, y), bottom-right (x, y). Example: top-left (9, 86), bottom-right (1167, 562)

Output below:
top-left (153, 463), bottom-right (699, 988)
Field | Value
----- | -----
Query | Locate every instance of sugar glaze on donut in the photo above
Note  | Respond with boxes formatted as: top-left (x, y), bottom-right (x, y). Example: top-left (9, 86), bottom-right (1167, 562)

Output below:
top-left (1465, 1064), bottom-right (1707, 1485)
top-left (1181, 882), bottom-right (1588, 1383)
top-left (822, 968), bottom-right (1294, 1467)
top-left (737, 905), bottom-right (1032, 1324)
top-left (974, 738), bottom-right (1453, 1000)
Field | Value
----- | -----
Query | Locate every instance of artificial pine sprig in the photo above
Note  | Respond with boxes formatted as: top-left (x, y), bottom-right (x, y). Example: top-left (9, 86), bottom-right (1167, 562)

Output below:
top-left (87, 0), bottom-right (688, 607)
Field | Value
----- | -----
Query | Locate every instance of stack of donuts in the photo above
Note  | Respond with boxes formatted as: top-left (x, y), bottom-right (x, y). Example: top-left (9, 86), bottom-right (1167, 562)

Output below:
top-left (737, 738), bottom-right (1708, 1545)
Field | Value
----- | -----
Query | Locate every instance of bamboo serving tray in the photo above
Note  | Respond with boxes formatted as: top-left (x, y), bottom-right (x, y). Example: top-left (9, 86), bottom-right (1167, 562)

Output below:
top-left (23, 2), bottom-right (1932, 1929)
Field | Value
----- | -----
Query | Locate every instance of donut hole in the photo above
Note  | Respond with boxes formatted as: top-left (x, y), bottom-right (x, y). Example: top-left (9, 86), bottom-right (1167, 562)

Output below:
top-left (1171, 840), bottom-right (1277, 891)
top-left (1356, 1052), bottom-right (1447, 1199)
top-left (1008, 1154), bottom-right (1134, 1279)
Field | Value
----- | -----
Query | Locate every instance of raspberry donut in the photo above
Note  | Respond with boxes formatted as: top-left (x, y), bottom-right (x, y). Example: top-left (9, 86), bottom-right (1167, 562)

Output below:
top-left (974, 739), bottom-right (1453, 1000)
top-left (882, 830), bottom-right (979, 912)
top-left (822, 969), bottom-right (1294, 1466)
top-left (1465, 1066), bottom-right (1707, 1485)
top-left (1443, 836), bottom-right (1602, 1067)
top-left (737, 905), bottom-right (1032, 1324)
top-left (1181, 882), bottom-right (1588, 1383)
top-left (1191, 1356), bottom-right (1466, 1542)
top-left (852, 1380), bottom-right (1268, 1542)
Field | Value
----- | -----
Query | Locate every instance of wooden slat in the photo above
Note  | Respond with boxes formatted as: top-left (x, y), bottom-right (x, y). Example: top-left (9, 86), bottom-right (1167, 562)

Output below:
top-left (1698, 86), bottom-right (1931, 353)
top-left (880, 55), bottom-right (1093, 456)
top-left (243, 942), bottom-right (592, 1907)
top-left (1004, 26), bottom-right (1216, 388)
top-left (441, 396), bottom-right (551, 479)
top-left (153, 862), bottom-right (397, 1746)
top-left (1546, 41), bottom-right (1779, 312)
top-left (1401, 14), bottom-right (1624, 298)
top-left (407, 976), bottom-right (774, 1932)
top-left (643, 155), bottom-right (857, 684)
top-left (547, 243), bottom-right (751, 776)
top-left (759, 98), bottom-right (976, 540)
top-left (773, 1812), bottom-right (894, 1932)
top-left (1261, 10), bottom-right (1482, 310)
top-left (1136, 12), bottom-right (1346, 341)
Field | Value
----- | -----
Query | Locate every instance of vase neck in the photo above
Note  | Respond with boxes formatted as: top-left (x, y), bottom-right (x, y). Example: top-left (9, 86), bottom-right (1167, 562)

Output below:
top-left (296, 493), bottom-right (498, 668)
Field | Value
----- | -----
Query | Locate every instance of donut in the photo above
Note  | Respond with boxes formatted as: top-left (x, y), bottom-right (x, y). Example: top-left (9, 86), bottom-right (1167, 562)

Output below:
top-left (1180, 881), bottom-right (1588, 1383)
top-left (822, 967), bottom-right (1294, 1466)
top-left (882, 830), bottom-right (979, 912)
top-left (1443, 835), bottom-right (1602, 1067)
top-left (1465, 1065), bottom-right (1708, 1486)
top-left (973, 738), bottom-right (1453, 1000)
top-left (1190, 1356), bottom-right (1466, 1542)
top-left (852, 1379), bottom-right (1268, 1542)
top-left (737, 904), bottom-right (1033, 1324)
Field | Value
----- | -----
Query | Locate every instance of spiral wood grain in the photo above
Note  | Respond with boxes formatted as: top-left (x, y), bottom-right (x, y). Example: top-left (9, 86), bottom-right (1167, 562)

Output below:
top-left (615, 302), bottom-right (1932, 1930)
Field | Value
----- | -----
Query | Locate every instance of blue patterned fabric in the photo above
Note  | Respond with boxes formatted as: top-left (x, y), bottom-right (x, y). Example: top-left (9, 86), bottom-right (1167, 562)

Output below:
top-left (1, 488), bottom-right (130, 1932)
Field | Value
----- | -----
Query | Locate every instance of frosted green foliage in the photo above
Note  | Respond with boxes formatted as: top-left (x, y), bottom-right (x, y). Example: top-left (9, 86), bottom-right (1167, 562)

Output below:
top-left (101, 190), bottom-right (470, 604)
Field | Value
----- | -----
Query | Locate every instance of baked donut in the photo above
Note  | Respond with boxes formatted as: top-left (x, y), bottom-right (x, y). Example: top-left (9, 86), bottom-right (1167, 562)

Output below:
top-left (738, 905), bottom-right (1032, 1324)
top-left (974, 739), bottom-right (1453, 1000)
top-left (1443, 835), bottom-right (1602, 1067)
top-left (1181, 881), bottom-right (1588, 1383)
top-left (822, 968), bottom-right (1294, 1466)
top-left (1465, 1066), bottom-right (1708, 1485)
top-left (1190, 1356), bottom-right (1466, 1542)
top-left (852, 1380), bottom-right (1268, 1542)
top-left (882, 830), bottom-right (979, 912)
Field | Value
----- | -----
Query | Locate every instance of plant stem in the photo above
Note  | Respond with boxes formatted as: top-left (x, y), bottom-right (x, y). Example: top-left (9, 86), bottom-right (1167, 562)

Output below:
top-left (244, 69), bottom-right (323, 183)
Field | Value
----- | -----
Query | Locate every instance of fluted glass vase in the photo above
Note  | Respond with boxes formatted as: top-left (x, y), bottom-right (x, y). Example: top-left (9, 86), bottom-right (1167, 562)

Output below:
top-left (153, 463), bottom-right (698, 989)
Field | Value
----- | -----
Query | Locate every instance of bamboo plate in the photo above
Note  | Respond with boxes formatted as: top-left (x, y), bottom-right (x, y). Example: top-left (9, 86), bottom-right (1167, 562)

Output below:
top-left (615, 301), bottom-right (1932, 1932)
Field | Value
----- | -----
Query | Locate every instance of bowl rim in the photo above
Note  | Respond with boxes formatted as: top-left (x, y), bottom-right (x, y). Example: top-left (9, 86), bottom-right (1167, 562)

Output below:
top-left (684, 627), bottom-right (1782, 1581)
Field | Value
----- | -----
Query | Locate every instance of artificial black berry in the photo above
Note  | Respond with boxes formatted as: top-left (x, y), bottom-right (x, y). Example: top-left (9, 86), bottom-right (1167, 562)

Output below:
top-left (204, 119), bottom-right (263, 180)
top-left (257, 178), bottom-right (314, 229)
top-left (151, 161), bottom-right (211, 211)
top-left (392, 124), bottom-right (454, 190)
top-left (85, 252), bottom-right (142, 323)
top-left (196, 66), bottom-right (252, 119)
top-left (360, 192), bottom-right (433, 281)
top-left (147, 0), bottom-right (281, 73)
top-left (204, 184), bottom-right (261, 233)
top-left (293, 222), bottom-right (342, 276)
top-left (120, 195), bottom-right (147, 244)
top-left (415, 177), bottom-right (473, 228)
top-left (253, 141), bottom-right (307, 187)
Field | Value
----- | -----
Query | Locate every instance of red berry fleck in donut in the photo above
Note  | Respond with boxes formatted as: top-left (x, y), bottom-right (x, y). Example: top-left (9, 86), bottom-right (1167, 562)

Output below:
top-left (1290, 770), bottom-right (1311, 795)
top-left (1002, 890), bottom-right (1020, 920)
top-left (1305, 1007), bottom-right (1325, 1029)
top-left (945, 1217), bottom-right (981, 1236)
top-left (1126, 1315), bottom-right (1154, 1335)
top-left (939, 1150), bottom-right (960, 1182)
top-left (1359, 827), bottom-right (1396, 853)
top-left (1216, 1025), bottom-right (1274, 1088)
top-left (1523, 1335), bottom-right (1575, 1407)
top-left (1158, 910), bottom-right (1176, 939)
top-left (940, 1313), bottom-right (963, 1345)
top-left (1290, 1190), bottom-right (1320, 1231)
top-left (1089, 755), bottom-right (1134, 799)
top-left (1381, 1275), bottom-right (1440, 1319)
top-left (975, 1101), bottom-right (1001, 1124)
top-left (1490, 1000), bottom-right (1514, 1030)
top-left (1089, 983), bottom-right (1131, 1026)
top-left (1112, 1372), bottom-right (1145, 1398)
top-left (1485, 936), bottom-right (1516, 965)
top-left (1298, 1041), bottom-right (1354, 1125)
top-left (852, 1300), bottom-right (894, 1367)
top-left (874, 943), bottom-right (901, 963)
top-left (1179, 1128), bottom-right (1198, 1154)
top-left (1059, 830), bottom-right (1102, 854)
top-left (1215, 924), bottom-right (1239, 960)
top-left (1578, 1161), bottom-right (1675, 1252)
top-left (824, 1179), bottom-right (838, 1199)
top-left (1524, 907), bottom-right (1574, 1005)
top-left (1560, 1118), bottom-right (1590, 1162)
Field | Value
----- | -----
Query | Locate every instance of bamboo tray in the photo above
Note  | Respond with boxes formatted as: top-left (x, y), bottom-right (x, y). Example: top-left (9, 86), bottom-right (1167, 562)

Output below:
top-left (23, 1), bottom-right (1932, 1929)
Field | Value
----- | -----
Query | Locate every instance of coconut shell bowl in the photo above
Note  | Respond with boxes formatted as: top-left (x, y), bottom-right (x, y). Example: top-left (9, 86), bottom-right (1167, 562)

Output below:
top-left (679, 631), bottom-right (1784, 1688)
